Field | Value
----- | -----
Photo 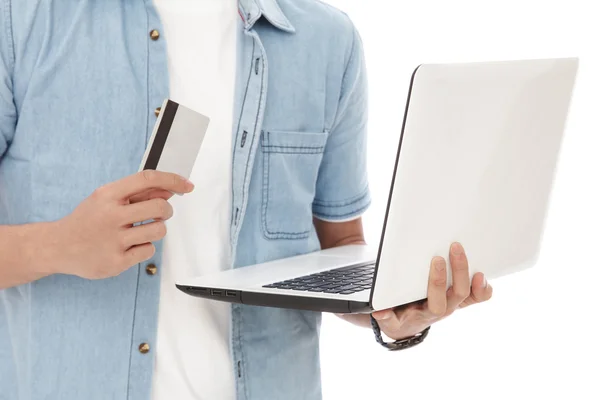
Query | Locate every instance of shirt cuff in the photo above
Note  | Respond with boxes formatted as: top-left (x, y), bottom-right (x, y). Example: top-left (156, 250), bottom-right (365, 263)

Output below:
top-left (312, 187), bottom-right (371, 222)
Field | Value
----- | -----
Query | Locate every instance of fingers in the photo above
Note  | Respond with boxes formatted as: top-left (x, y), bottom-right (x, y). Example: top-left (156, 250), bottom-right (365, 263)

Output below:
top-left (371, 244), bottom-right (493, 342)
top-left (121, 198), bottom-right (173, 225)
top-left (459, 272), bottom-right (493, 308)
top-left (425, 256), bottom-right (448, 316)
top-left (121, 221), bottom-right (167, 248)
top-left (129, 188), bottom-right (174, 204)
top-left (98, 170), bottom-right (194, 201)
top-left (446, 242), bottom-right (471, 310)
top-left (125, 242), bottom-right (156, 265)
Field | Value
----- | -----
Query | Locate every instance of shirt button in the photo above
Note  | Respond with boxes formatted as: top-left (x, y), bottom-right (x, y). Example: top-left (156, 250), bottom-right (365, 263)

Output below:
top-left (139, 343), bottom-right (150, 354)
top-left (149, 29), bottom-right (160, 41)
top-left (154, 107), bottom-right (161, 117)
top-left (146, 263), bottom-right (157, 275)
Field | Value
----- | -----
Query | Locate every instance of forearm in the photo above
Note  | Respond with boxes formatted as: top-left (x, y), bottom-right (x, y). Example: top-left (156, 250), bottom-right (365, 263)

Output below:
top-left (313, 217), bottom-right (371, 326)
top-left (0, 222), bottom-right (60, 289)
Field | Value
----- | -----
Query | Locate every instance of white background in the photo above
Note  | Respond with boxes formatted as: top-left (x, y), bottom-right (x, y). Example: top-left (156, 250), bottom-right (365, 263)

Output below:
top-left (319, 1), bottom-right (600, 399)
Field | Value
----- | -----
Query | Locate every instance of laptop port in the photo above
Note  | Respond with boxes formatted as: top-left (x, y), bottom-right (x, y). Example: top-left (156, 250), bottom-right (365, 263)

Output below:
top-left (211, 289), bottom-right (223, 296)
top-left (225, 290), bottom-right (237, 298)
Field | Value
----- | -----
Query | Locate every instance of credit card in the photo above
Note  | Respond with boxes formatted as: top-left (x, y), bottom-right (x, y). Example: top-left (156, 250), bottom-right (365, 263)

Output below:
top-left (139, 99), bottom-right (210, 180)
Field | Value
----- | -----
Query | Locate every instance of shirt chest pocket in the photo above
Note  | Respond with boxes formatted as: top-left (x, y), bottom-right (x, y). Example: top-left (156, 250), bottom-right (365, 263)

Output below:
top-left (261, 130), bottom-right (329, 240)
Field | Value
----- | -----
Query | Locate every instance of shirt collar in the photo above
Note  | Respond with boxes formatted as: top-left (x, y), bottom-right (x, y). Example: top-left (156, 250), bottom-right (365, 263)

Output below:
top-left (238, 0), bottom-right (296, 33)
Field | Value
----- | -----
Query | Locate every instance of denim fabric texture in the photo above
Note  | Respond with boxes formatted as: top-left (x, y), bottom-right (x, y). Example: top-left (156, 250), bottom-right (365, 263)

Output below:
top-left (0, 0), bottom-right (371, 399)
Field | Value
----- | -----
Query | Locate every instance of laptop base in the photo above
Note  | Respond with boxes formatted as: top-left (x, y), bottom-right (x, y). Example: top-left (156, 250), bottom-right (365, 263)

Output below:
top-left (176, 285), bottom-right (372, 314)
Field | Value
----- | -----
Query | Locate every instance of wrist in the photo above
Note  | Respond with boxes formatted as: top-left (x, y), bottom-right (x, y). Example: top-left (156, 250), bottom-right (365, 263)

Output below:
top-left (370, 316), bottom-right (431, 351)
top-left (20, 220), bottom-right (66, 277)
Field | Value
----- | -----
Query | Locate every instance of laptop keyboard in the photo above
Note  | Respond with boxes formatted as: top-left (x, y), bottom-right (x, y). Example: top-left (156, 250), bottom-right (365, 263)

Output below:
top-left (263, 263), bottom-right (375, 295)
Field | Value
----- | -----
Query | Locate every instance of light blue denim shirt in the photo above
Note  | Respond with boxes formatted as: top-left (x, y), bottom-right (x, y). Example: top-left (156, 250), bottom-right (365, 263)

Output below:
top-left (0, 0), bottom-right (370, 399)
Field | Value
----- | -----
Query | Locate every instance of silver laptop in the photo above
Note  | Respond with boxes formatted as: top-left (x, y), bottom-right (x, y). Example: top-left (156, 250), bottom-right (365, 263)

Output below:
top-left (176, 58), bottom-right (578, 313)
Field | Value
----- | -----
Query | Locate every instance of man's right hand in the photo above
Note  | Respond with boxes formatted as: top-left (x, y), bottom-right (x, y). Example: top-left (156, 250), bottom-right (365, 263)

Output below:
top-left (51, 170), bottom-right (194, 280)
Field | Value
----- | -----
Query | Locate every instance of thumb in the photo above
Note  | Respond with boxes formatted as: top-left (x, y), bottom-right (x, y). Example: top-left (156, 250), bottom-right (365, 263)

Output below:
top-left (372, 308), bottom-right (395, 322)
top-left (371, 308), bottom-right (402, 339)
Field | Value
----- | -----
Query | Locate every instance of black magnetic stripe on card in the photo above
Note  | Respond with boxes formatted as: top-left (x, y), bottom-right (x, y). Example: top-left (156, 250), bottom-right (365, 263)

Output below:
top-left (144, 100), bottom-right (179, 170)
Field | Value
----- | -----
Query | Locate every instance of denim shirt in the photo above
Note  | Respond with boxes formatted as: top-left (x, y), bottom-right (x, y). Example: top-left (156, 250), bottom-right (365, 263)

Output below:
top-left (0, 0), bottom-right (370, 399)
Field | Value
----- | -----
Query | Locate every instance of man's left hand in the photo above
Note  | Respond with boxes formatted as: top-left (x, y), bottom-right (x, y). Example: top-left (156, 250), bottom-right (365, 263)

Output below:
top-left (370, 242), bottom-right (493, 340)
top-left (314, 219), bottom-right (494, 341)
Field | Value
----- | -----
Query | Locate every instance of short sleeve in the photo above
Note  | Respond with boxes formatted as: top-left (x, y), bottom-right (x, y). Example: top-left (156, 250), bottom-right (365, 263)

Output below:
top-left (0, 0), bottom-right (16, 159)
top-left (312, 24), bottom-right (371, 221)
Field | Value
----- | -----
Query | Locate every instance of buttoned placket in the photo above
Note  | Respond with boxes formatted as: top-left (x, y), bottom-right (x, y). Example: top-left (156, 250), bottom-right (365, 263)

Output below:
top-left (229, 9), bottom-right (270, 400)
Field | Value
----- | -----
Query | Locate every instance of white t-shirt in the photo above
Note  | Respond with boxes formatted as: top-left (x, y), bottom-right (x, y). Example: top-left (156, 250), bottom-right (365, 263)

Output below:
top-left (151, 1), bottom-right (237, 399)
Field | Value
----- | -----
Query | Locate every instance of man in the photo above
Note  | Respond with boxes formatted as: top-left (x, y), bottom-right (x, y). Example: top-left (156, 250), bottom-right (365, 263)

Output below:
top-left (0, 0), bottom-right (493, 399)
